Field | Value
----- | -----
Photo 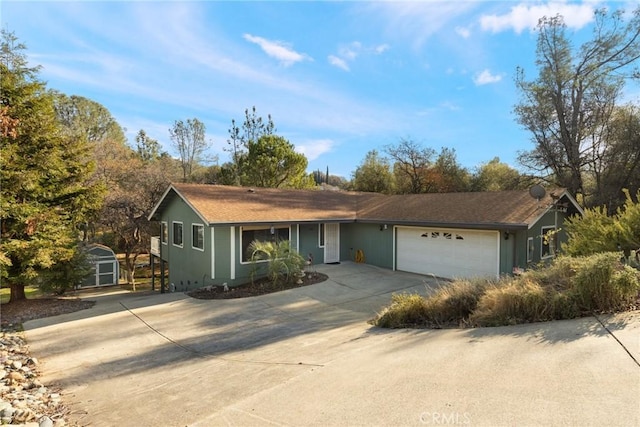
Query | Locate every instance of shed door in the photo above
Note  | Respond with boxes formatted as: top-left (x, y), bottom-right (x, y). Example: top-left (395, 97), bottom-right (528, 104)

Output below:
top-left (324, 223), bottom-right (340, 263)
top-left (96, 261), bottom-right (118, 286)
top-left (396, 227), bottom-right (499, 279)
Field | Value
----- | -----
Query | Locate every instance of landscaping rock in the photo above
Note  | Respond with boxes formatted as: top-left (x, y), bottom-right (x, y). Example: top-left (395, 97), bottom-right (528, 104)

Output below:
top-left (0, 329), bottom-right (73, 425)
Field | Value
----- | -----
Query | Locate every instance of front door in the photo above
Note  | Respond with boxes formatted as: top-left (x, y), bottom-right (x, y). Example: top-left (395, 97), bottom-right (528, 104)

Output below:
top-left (324, 223), bottom-right (340, 263)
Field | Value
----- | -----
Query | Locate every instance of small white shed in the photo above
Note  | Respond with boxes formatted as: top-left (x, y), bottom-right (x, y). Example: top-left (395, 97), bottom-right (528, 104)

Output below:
top-left (80, 244), bottom-right (119, 288)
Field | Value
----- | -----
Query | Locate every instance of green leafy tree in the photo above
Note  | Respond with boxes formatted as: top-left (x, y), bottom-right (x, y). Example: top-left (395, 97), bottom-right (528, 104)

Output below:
top-left (563, 205), bottom-right (618, 256)
top-left (169, 118), bottom-right (209, 182)
top-left (90, 129), bottom-right (178, 288)
top-left (471, 157), bottom-right (529, 191)
top-left (53, 93), bottom-right (124, 240)
top-left (563, 190), bottom-right (640, 257)
top-left (515, 7), bottom-right (640, 201)
top-left (53, 93), bottom-right (126, 146)
top-left (135, 129), bottom-right (164, 162)
top-left (241, 134), bottom-right (312, 188)
top-left (0, 30), bottom-right (103, 301)
top-left (352, 150), bottom-right (394, 193)
top-left (226, 106), bottom-right (276, 185)
top-left (427, 147), bottom-right (470, 193)
top-left (613, 190), bottom-right (640, 253)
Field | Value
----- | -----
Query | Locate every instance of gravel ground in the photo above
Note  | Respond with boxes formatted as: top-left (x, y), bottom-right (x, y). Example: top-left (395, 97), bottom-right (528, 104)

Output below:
top-left (1, 298), bottom-right (94, 426)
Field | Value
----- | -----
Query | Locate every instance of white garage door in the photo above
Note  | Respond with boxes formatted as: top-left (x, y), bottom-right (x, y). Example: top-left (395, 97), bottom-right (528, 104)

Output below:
top-left (396, 227), bottom-right (499, 279)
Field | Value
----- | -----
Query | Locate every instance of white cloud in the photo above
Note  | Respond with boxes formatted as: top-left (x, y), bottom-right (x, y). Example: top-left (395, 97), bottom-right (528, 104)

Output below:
top-left (296, 139), bottom-right (336, 161)
top-left (473, 69), bottom-right (503, 85)
top-left (360, 2), bottom-right (480, 49)
top-left (455, 26), bottom-right (471, 38)
top-left (328, 41), bottom-right (389, 71)
top-left (375, 44), bottom-right (390, 54)
top-left (339, 41), bottom-right (361, 60)
top-left (243, 33), bottom-right (311, 66)
top-left (328, 55), bottom-right (350, 71)
top-left (480, 2), bottom-right (595, 34)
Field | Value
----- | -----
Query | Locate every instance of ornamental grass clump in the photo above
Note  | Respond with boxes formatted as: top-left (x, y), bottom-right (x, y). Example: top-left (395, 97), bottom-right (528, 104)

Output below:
top-left (373, 293), bottom-right (429, 328)
top-left (373, 252), bottom-right (639, 329)
top-left (469, 278), bottom-right (554, 327)
top-left (372, 278), bottom-right (491, 328)
top-left (421, 278), bottom-right (492, 327)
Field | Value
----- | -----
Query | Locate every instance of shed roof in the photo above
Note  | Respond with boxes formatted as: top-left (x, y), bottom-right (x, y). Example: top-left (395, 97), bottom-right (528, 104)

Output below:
top-left (149, 183), bottom-right (582, 229)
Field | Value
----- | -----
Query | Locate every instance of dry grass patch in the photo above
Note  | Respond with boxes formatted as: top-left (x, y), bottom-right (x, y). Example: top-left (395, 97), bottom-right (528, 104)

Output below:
top-left (372, 252), bottom-right (640, 329)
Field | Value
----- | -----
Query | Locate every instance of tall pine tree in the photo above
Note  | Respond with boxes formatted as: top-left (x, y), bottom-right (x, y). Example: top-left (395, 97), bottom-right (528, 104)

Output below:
top-left (0, 31), bottom-right (104, 301)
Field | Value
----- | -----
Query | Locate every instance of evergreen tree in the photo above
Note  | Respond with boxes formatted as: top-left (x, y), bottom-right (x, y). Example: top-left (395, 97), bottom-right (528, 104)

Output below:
top-left (241, 135), bottom-right (313, 188)
top-left (0, 30), bottom-right (103, 301)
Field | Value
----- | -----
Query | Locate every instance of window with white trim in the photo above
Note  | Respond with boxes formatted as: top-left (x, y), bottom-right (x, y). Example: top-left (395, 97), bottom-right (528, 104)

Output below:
top-left (172, 221), bottom-right (183, 247)
top-left (527, 237), bottom-right (534, 262)
top-left (192, 224), bottom-right (204, 251)
top-left (319, 224), bottom-right (325, 248)
top-left (541, 226), bottom-right (556, 259)
top-left (241, 225), bottom-right (290, 263)
top-left (161, 222), bottom-right (168, 244)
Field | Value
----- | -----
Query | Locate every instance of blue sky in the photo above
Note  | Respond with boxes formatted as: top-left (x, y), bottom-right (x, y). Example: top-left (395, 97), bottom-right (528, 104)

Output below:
top-left (3, 1), bottom-right (639, 178)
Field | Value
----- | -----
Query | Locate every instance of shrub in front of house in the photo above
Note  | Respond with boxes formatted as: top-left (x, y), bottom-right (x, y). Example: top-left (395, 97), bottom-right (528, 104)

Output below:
top-left (470, 278), bottom-right (556, 327)
top-left (248, 240), bottom-right (306, 287)
top-left (569, 252), bottom-right (640, 313)
top-left (373, 278), bottom-right (492, 328)
top-left (373, 292), bottom-right (429, 328)
top-left (372, 252), bottom-right (640, 329)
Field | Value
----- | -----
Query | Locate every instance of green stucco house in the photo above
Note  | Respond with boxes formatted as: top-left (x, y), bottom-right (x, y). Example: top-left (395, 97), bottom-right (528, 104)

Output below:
top-left (148, 183), bottom-right (583, 291)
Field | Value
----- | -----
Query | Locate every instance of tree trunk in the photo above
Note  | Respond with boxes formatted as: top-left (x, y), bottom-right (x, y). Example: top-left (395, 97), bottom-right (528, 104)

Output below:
top-left (124, 251), bottom-right (137, 292)
top-left (9, 282), bottom-right (26, 303)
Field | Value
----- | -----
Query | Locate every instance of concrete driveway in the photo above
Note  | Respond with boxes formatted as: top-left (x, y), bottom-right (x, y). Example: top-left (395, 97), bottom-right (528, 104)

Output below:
top-left (24, 262), bottom-right (640, 426)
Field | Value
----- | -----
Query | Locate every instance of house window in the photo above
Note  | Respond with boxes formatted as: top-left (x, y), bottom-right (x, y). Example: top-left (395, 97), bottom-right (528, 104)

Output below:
top-left (172, 222), bottom-right (183, 247)
top-left (241, 225), bottom-right (290, 263)
top-left (527, 237), bottom-right (534, 262)
top-left (319, 224), bottom-right (325, 248)
top-left (161, 222), bottom-right (168, 245)
top-left (192, 224), bottom-right (204, 251)
top-left (541, 226), bottom-right (556, 259)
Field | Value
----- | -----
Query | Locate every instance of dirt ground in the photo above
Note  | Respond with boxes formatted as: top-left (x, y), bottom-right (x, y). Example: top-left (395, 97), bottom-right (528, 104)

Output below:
top-left (1, 298), bottom-right (96, 327)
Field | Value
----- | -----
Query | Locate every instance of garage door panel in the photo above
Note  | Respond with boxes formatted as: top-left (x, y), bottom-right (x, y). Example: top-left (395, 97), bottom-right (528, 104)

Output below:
top-left (396, 227), bottom-right (498, 279)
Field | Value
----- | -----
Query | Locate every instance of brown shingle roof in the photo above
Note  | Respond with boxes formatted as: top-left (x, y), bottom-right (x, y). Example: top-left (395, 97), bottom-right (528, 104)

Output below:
top-left (356, 190), bottom-right (567, 228)
top-left (151, 183), bottom-right (578, 229)
top-left (169, 183), bottom-right (359, 224)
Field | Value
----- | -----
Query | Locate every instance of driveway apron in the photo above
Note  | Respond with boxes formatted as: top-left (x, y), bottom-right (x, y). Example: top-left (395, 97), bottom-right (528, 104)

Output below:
top-left (24, 262), bottom-right (640, 426)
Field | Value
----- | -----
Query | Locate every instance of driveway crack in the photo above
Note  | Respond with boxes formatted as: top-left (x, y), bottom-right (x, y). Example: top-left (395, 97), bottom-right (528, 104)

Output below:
top-left (593, 313), bottom-right (640, 368)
